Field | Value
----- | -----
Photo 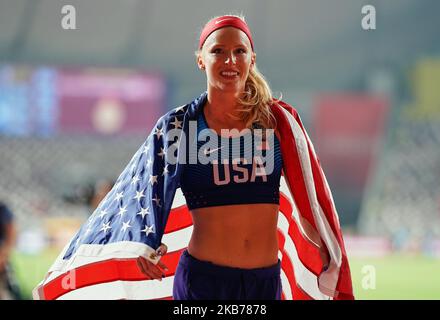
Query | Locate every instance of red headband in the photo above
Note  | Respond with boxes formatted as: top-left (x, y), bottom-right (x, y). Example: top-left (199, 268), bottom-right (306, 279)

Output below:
top-left (198, 16), bottom-right (254, 51)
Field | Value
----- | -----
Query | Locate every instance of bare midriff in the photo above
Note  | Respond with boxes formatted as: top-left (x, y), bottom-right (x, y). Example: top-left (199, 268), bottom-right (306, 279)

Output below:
top-left (187, 203), bottom-right (279, 269)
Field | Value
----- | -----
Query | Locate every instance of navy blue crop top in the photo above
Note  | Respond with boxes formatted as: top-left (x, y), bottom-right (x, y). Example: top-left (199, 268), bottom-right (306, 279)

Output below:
top-left (180, 106), bottom-right (283, 210)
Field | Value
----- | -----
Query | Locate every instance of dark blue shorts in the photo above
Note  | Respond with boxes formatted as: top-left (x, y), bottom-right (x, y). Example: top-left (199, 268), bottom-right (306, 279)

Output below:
top-left (173, 249), bottom-right (282, 300)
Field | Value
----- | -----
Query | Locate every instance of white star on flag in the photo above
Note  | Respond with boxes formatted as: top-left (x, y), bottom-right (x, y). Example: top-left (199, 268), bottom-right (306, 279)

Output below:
top-left (170, 116), bottom-right (183, 129)
top-left (157, 147), bottom-right (165, 159)
top-left (146, 157), bottom-right (153, 168)
top-left (121, 220), bottom-right (132, 233)
top-left (141, 225), bottom-right (155, 236)
top-left (149, 175), bottom-right (158, 185)
top-left (114, 192), bottom-right (124, 202)
top-left (162, 164), bottom-right (169, 176)
top-left (100, 222), bottom-right (111, 234)
top-left (137, 207), bottom-right (150, 219)
top-left (154, 127), bottom-right (164, 139)
top-left (117, 206), bottom-right (128, 218)
top-left (131, 175), bottom-right (140, 185)
top-left (99, 209), bottom-right (108, 219)
top-left (152, 194), bottom-right (161, 207)
top-left (133, 190), bottom-right (145, 201)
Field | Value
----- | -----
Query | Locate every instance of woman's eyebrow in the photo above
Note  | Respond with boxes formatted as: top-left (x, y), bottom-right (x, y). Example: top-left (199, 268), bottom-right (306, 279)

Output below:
top-left (209, 44), bottom-right (247, 48)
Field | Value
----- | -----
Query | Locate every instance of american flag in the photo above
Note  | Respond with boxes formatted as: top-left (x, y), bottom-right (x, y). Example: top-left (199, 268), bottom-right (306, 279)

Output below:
top-left (33, 92), bottom-right (354, 300)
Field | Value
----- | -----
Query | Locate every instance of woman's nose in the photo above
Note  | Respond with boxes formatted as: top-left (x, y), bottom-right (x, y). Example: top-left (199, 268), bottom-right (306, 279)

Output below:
top-left (225, 55), bottom-right (236, 65)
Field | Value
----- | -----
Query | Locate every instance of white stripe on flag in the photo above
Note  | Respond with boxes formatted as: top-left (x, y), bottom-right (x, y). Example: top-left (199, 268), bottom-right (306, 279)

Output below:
top-left (43, 224), bottom-right (193, 286)
top-left (280, 107), bottom-right (342, 296)
top-left (57, 276), bottom-right (175, 300)
top-left (162, 225), bottom-right (192, 252)
top-left (280, 176), bottom-right (321, 247)
top-left (280, 269), bottom-right (293, 300)
top-left (40, 240), bottom-right (158, 286)
top-left (171, 188), bottom-right (187, 208)
top-left (277, 204), bottom-right (330, 300)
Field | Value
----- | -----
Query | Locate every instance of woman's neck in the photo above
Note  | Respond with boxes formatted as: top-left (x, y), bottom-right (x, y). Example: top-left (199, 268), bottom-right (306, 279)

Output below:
top-left (205, 88), bottom-right (243, 124)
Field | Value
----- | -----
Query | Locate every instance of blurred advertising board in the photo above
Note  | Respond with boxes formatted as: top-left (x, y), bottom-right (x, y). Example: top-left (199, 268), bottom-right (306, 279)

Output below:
top-left (0, 65), bottom-right (166, 136)
top-left (344, 235), bottom-right (392, 258)
top-left (313, 94), bottom-right (390, 225)
top-left (406, 58), bottom-right (440, 120)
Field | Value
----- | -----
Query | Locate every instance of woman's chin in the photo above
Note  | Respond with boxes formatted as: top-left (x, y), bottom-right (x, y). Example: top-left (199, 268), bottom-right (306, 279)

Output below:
top-left (215, 82), bottom-right (244, 93)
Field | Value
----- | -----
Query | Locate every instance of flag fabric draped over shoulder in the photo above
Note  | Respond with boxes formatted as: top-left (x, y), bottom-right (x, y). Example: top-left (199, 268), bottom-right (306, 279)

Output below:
top-left (33, 92), bottom-right (354, 300)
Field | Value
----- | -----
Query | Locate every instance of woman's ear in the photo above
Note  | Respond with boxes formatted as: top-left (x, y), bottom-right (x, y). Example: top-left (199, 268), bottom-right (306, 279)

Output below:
top-left (197, 55), bottom-right (205, 70)
top-left (251, 52), bottom-right (256, 69)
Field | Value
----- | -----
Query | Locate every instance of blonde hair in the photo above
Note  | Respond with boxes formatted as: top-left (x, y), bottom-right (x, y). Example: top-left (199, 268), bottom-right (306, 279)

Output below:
top-left (196, 14), bottom-right (280, 132)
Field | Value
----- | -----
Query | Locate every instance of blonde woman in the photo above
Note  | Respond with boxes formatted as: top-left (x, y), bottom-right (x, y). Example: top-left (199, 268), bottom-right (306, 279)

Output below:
top-left (35, 14), bottom-right (354, 301)
top-left (135, 15), bottom-right (354, 300)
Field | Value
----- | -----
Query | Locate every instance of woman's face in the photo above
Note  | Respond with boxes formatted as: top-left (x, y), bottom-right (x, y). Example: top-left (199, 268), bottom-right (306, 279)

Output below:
top-left (197, 27), bottom-right (256, 94)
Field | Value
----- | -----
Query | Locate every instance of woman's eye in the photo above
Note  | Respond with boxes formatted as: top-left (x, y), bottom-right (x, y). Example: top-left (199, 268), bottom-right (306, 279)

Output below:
top-left (211, 48), bottom-right (246, 54)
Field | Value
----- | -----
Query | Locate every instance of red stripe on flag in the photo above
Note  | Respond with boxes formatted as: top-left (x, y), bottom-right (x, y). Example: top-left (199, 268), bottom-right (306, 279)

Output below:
top-left (41, 249), bottom-right (186, 300)
top-left (273, 105), bottom-right (318, 232)
top-left (275, 100), bottom-right (354, 300)
top-left (291, 108), bottom-right (354, 299)
top-left (164, 205), bottom-right (193, 233)
top-left (277, 231), bottom-right (313, 300)
top-left (279, 192), bottom-right (323, 275)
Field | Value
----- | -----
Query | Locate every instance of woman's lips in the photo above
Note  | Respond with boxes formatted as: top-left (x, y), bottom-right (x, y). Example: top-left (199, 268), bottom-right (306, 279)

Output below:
top-left (220, 71), bottom-right (239, 79)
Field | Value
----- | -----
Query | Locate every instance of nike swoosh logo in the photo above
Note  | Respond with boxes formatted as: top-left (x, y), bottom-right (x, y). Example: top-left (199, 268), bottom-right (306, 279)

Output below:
top-left (215, 19), bottom-right (232, 24)
top-left (203, 146), bottom-right (224, 155)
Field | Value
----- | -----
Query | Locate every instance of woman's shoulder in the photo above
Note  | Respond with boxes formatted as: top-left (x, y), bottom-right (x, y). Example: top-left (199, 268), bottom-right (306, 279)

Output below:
top-left (153, 104), bottom-right (189, 128)
top-left (155, 92), bottom-right (207, 126)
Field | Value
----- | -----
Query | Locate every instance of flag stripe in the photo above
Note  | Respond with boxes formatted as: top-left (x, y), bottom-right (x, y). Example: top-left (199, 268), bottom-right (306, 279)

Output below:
top-left (43, 240), bottom-right (159, 284)
top-left (278, 106), bottom-right (342, 297)
top-left (162, 225), bottom-right (192, 252)
top-left (275, 101), bottom-right (353, 299)
top-left (279, 189), bottom-right (323, 275)
top-left (41, 249), bottom-right (185, 300)
top-left (164, 205), bottom-right (193, 233)
top-left (279, 268), bottom-right (292, 300)
top-left (58, 277), bottom-right (176, 300)
top-left (277, 209), bottom-right (330, 300)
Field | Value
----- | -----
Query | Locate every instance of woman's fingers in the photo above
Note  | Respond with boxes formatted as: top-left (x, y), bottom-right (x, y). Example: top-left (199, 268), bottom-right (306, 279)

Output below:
top-left (156, 243), bottom-right (168, 256)
top-left (136, 257), bottom-right (151, 277)
top-left (136, 257), bottom-right (164, 281)
top-left (142, 258), bottom-right (162, 280)
top-left (136, 243), bottom-right (169, 281)
top-left (145, 259), bottom-right (164, 279)
top-left (157, 260), bottom-right (169, 272)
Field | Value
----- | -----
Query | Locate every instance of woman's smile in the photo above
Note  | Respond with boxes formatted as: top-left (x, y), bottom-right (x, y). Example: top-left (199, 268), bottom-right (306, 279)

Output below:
top-left (220, 69), bottom-right (240, 80)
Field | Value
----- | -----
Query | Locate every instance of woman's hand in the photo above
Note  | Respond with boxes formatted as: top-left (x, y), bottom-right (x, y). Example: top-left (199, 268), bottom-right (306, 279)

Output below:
top-left (136, 243), bottom-right (169, 281)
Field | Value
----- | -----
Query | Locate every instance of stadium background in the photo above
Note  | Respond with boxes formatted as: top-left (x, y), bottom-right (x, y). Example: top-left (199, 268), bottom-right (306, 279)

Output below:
top-left (1, 0), bottom-right (439, 299)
